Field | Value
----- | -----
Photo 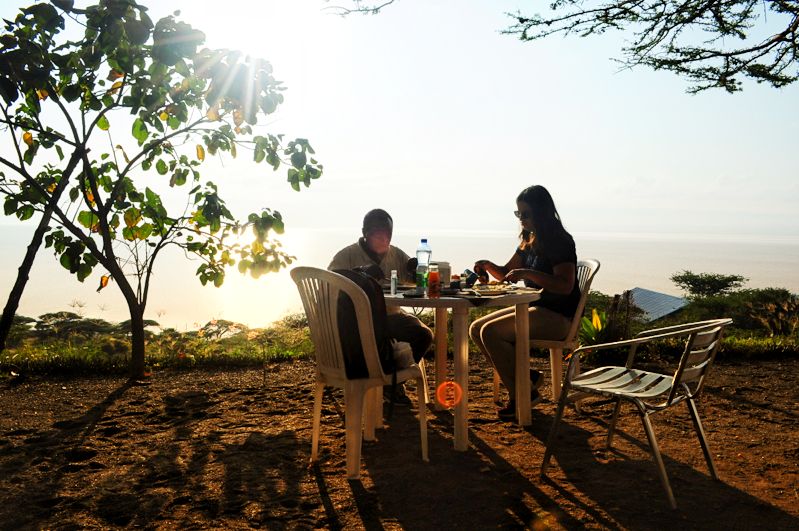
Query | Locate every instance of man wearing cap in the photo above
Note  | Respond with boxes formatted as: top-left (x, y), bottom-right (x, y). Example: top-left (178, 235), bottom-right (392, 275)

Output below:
top-left (329, 208), bottom-right (433, 405)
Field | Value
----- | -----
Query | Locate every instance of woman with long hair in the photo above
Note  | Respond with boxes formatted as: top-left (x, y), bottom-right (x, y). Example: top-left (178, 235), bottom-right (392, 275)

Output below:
top-left (469, 185), bottom-right (580, 420)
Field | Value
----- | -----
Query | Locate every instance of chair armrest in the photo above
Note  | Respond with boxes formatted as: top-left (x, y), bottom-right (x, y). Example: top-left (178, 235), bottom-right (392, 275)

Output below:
top-left (566, 318), bottom-right (732, 380)
top-left (635, 318), bottom-right (733, 338)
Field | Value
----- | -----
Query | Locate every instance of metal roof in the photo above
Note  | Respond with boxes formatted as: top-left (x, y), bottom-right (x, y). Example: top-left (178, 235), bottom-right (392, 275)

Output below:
top-left (629, 287), bottom-right (688, 322)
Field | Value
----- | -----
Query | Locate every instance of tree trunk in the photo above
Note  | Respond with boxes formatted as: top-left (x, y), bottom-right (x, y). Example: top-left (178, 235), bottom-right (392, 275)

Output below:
top-left (0, 152), bottom-right (79, 353)
top-left (0, 211), bottom-right (54, 353)
top-left (128, 302), bottom-right (146, 379)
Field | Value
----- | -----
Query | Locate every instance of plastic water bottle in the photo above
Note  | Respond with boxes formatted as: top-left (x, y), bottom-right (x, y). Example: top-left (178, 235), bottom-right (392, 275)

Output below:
top-left (415, 263), bottom-right (427, 294)
top-left (416, 238), bottom-right (432, 267)
top-left (390, 269), bottom-right (398, 295)
top-left (415, 238), bottom-right (432, 295)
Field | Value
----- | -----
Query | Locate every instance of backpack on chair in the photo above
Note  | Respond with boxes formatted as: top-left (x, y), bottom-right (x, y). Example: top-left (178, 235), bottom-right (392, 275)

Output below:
top-left (333, 268), bottom-right (394, 379)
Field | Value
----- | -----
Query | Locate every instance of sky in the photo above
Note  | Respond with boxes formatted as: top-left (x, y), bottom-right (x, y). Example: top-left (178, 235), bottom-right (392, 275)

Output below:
top-left (1, 0), bottom-right (797, 330)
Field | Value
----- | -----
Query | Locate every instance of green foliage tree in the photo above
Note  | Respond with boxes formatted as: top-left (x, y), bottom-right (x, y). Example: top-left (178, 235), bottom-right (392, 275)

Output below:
top-left (330, 0), bottom-right (799, 93)
top-left (0, 1), bottom-right (322, 377)
top-left (34, 311), bottom-right (115, 339)
top-left (670, 270), bottom-right (747, 298)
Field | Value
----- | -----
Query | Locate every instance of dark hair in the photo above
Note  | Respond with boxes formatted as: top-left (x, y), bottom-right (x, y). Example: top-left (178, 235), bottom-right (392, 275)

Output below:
top-left (362, 208), bottom-right (393, 233)
top-left (516, 185), bottom-right (566, 250)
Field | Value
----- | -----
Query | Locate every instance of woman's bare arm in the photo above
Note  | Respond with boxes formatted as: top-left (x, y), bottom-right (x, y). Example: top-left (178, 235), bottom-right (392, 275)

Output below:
top-left (505, 262), bottom-right (575, 294)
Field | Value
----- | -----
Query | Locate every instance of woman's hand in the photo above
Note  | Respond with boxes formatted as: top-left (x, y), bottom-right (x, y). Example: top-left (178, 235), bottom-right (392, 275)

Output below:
top-left (473, 260), bottom-right (493, 282)
top-left (504, 268), bottom-right (529, 283)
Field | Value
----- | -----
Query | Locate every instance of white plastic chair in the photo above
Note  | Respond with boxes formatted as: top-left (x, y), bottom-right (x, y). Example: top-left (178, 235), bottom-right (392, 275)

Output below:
top-left (541, 318), bottom-right (733, 509)
top-left (493, 258), bottom-right (601, 401)
top-left (291, 266), bottom-right (428, 479)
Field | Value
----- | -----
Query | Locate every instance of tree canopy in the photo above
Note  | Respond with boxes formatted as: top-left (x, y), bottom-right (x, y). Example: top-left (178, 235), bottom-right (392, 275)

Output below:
top-left (505, 0), bottom-right (799, 93)
top-left (0, 0), bottom-right (322, 376)
top-left (670, 270), bottom-right (748, 297)
top-left (329, 0), bottom-right (799, 93)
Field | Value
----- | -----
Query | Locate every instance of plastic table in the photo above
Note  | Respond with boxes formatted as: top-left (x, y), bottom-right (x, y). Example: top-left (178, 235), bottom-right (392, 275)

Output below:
top-left (385, 289), bottom-right (541, 450)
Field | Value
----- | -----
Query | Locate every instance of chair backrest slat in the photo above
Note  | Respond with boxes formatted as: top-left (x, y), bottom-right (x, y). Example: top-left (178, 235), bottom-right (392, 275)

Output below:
top-left (562, 259), bottom-right (601, 348)
top-left (684, 342), bottom-right (717, 368)
top-left (667, 321), bottom-right (729, 403)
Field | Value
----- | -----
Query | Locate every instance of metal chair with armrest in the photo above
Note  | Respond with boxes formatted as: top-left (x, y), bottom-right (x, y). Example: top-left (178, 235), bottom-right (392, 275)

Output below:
top-left (540, 317), bottom-right (733, 509)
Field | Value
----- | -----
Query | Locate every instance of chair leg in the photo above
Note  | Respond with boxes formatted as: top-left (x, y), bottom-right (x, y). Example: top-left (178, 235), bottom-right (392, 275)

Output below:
top-left (686, 397), bottom-right (719, 480)
top-left (311, 381), bottom-right (325, 463)
top-left (549, 348), bottom-right (563, 401)
top-left (606, 397), bottom-right (623, 449)
top-left (416, 375), bottom-right (429, 462)
top-left (541, 385), bottom-right (570, 476)
top-left (418, 359), bottom-right (431, 405)
top-left (344, 382), bottom-right (365, 480)
top-left (640, 411), bottom-right (677, 509)
top-left (492, 368), bottom-right (501, 403)
top-left (373, 384), bottom-right (384, 430)
top-left (363, 386), bottom-right (378, 441)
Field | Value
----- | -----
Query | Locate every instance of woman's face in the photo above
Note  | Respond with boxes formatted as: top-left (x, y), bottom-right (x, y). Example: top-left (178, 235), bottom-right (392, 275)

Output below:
top-left (515, 200), bottom-right (535, 232)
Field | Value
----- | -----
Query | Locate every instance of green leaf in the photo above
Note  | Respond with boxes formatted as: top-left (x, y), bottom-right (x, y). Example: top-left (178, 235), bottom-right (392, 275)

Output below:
top-left (290, 151), bottom-right (307, 169)
top-left (3, 198), bottom-right (17, 216)
top-left (132, 118), bottom-right (148, 145)
top-left (69, 187), bottom-right (79, 202)
top-left (59, 252), bottom-right (74, 271)
top-left (77, 263), bottom-right (93, 282)
top-left (18, 205), bottom-right (35, 221)
top-left (138, 223), bottom-right (153, 239)
top-left (124, 207), bottom-right (141, 228)
top-left (145, 187), bottom-right (159, 205)
top-left (52, 0), bottom-right (74, 12)
top-left (55, 144), bottom-right (64, 161)
top-left (77, 210), bottom-right (99, 229)
top-left (156, 159), bottom-right (168, 175)
top-left (97, 115), bottom-right (110, 131)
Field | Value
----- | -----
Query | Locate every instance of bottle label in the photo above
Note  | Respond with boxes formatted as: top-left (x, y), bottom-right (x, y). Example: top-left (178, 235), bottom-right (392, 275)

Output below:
top-left (428, 270), bottom-right (441, 298)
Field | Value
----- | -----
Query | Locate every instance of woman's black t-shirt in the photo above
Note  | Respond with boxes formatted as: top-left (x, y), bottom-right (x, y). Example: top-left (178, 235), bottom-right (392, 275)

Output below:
top-left (515, 232), bottom-right (580, 318)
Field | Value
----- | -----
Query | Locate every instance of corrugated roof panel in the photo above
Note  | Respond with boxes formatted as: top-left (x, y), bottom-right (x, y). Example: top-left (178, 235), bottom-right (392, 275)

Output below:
top-left (629, 287), bottom-right (688, 322)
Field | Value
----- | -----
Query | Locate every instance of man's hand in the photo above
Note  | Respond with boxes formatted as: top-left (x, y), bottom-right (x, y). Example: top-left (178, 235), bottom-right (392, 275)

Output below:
top-left (354, 264), bottom-right (384, 281)
top-left (406, 257), bottom-right (418, 277)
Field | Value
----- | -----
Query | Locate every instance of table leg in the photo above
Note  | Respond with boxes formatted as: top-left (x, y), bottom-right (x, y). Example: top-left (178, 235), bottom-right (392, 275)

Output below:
top-left (453, 306), bottom-right (469, 451)
top-left (434, 307), bottom-right (448, 410)
top-left (514, 302), bottom-right (532, 426)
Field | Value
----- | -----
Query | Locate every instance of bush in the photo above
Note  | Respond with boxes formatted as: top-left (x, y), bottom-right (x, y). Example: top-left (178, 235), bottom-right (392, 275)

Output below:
top-left (672, 288), bottom-right (798, 337)
top-left (1, 312), bottom-right (315, 377)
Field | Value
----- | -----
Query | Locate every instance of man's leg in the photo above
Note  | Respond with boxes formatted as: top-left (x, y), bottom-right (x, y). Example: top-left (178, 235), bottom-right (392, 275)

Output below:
top-left (387, 312), bottom-right (433, 362)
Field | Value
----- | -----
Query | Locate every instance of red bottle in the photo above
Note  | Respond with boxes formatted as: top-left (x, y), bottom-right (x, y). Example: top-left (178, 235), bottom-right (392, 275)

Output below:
top-left (428, 264), bottom-right (441, 298)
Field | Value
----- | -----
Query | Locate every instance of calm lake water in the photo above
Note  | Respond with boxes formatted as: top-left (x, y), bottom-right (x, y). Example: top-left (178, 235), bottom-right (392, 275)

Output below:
top-left (1, 225), bottom-right (797, 330)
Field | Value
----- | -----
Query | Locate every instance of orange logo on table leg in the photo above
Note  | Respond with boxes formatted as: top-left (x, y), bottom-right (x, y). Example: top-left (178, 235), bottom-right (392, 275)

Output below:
top-left (436, 380), bottom-right (463, 409)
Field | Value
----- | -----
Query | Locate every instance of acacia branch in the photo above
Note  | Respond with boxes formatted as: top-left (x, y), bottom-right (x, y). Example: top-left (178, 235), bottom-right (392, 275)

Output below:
top-left (506, 0), bottom-right (799, 91)
top-left (324, 0), bottom-right (397, 15)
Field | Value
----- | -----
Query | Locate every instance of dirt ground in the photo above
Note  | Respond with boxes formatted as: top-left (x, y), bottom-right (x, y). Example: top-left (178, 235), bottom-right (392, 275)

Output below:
top-left (1, 355), bottom-right (797, 530)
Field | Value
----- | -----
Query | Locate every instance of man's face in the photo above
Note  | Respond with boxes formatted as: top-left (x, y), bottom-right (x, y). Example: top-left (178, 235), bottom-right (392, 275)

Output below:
top-left (364, 227), bottom-right (392, 255)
